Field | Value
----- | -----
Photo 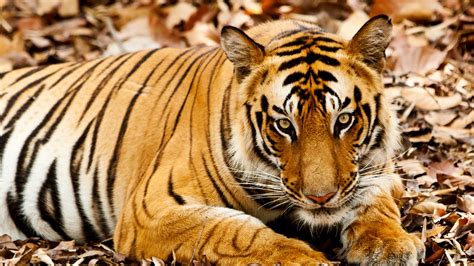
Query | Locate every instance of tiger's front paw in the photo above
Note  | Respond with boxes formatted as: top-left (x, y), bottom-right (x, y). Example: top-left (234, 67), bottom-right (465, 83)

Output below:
top-left (345, 229), bottom-right (425, 265)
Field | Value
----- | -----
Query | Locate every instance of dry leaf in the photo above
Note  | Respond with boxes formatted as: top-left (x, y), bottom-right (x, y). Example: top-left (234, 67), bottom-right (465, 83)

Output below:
top-left (58, 0), bottom-right (79, 17)
top-left (184, 22), bottom-right (219, 46)
top-left (432, 126), bottom-right (474, 146)
top-left (389, 33), bottom-right (448, 75)
top-left (397, 159), bottom-right (427, 176)
top-left (165, 2), bottom-right (197, 29)
top-left (424, 111), bottom-right (458, 126)
top-left (370, 0), bottom-right (443, 22)
top-left (410, 201), bottom-right (447, 216)
top-left (36, 0), bottom-right (60, 15)
top-left (450, 111), bottom-right (474, 129)
top-left (457, 195), bottom-right (474, 213)
top-left (401, 87), bottom-right (462, 110)
top-left (337, 10), bottom-right (369, 39)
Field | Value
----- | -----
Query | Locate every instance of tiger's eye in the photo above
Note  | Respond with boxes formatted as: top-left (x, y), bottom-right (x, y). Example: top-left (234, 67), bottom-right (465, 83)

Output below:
top-left (338, 113), bottom-right (351, 124)
top-left (277, 119), bottom-right (291, 130)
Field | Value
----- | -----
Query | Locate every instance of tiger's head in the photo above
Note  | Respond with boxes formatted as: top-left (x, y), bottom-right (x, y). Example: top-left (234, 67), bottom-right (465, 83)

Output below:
top-left (221, 16), bottom-right (400, 226)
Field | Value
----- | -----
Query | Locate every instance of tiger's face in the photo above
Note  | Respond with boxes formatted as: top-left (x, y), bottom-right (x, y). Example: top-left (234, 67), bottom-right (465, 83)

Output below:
top-left (221, 16), bottom-right (398, 225)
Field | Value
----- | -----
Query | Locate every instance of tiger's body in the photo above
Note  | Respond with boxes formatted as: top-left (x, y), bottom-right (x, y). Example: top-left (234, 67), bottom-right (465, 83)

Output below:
top-left (0, 17), bottom-right (424, 264)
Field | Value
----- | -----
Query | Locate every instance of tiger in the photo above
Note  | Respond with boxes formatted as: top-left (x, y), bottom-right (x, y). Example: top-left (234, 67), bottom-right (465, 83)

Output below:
top-left (0, 15), bottom-right (425, 264)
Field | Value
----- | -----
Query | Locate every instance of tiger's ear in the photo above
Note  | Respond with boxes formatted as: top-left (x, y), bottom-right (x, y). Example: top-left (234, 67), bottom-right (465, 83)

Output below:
top-left (221, 26), bottom-right (265, 82)
top-left (348, 15), bottom-right (392, 73)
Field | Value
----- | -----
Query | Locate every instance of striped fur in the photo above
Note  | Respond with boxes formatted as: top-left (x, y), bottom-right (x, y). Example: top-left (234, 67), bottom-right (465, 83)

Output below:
top-left (0, 16), bottom-right (424, 264)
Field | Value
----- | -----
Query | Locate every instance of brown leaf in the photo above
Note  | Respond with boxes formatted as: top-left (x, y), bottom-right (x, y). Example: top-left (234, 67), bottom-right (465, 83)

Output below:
top-left (58, 0), bottom-right (79, 17)
top-left (389, 34), bottom-right (448, 75)
top-left (17, 17), bottom-right (44, 32)
top-left (410, 201), bottom-right (447, 216)
top-left (370, 0), bottom-right (443, 23)
top-left (432, 126), bottom-right (474, 146)
top-left (0, 235), bottom-right (17, 250)
top-left (457, 195), bottom-right (474, 213)
top-left (424, 111), bottom-right (458, 126)
top-left (465, 232), bottom-right (474, 256)
top-left (400, 87), bottom-right (462, 110)
top-left (337, 10), bottom-right (369, 39)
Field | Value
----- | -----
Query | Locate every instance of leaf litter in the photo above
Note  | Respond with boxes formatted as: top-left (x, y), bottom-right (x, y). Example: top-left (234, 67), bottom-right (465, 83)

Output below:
top-left (0, 0), bottom-right (472, 264)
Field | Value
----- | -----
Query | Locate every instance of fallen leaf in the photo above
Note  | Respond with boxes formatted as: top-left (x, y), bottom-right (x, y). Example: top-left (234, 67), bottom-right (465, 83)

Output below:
top-left (401, 87), bottom-right (462, 110)
top-left (432, 126), bottom-right (474, 146)
top-left (397, 159), bottom-right (427, 176)
top-left (370, 0), bottom-right (443, 22)
top-left (457, 195), bottom-right (474, 213)
top-left (337, 10), bottom-right (369, 39)
top-left (424, 111), bottom-right (458, 126)
top-left (0, 234), bottom-right (16, 250)
top-left (58, 0), bottom-right (79, 17)
top-left (410, 201), bottom-right (447, 216)
top-left (390, 34), bottom-right (448, 75)
top-left (450, 110), bottom-right (474, 129)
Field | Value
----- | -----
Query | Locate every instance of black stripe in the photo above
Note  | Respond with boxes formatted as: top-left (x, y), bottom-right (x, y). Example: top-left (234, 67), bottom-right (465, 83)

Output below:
top-left (260, 95), bottom-right (269, 111)
top-left (361, 103), bottom-right (372, 145)
top-left (0, 130), bottom-right (11, 163)
top-left (317, 46), bottom-right (341, 52)
top-left (318, 70), bottom-right (337, 82)
top-left (255, 112), bottom-right (277, 156)
top-left (283, 72), bottom-right (305, 86)
top-left (8, 65), bottom-right (48, 87)
top-left (276, 49), bottom-right (303, 57)
top-left (92, 166), bottom-right (111, 236)
top-left (7, 192), bottom-right (39, 237)
top-left (279, 38), bottom-right (307, 49)
top-left (278, 53), bottom-right (339, 72)
top-left (278, 57), bottom-right (304, 71)
top-left (38, 160), bottom-right (71, 239)
top-left (312, 36), bottom-right (341, 44)
top-left (354, 86), bottom-right (361, 102)
top-left (306, 52), bottom-right (340, 66)
top-left (341, 97), bottom-right (351, 110)
top-left (272, 105), bottom-right (286, 115)
top-left (245, 104), bottom-right (275, 167)
top-left (202, 156), bottom-right (232, 208)
top-left (168, 172), bottom-right (185, 205)
top-left (0, 69), bottom-right (61, 123)
top-left (4, 85), bottom-right (46, 129)
top-left (70, 120), bottom-right (101, 241)
top-left (355, 119), bottom-right (364, 142)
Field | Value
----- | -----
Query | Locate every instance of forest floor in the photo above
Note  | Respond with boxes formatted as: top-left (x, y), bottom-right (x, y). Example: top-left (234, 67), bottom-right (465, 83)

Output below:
top-left (0, 0), bottom-right (472, 265)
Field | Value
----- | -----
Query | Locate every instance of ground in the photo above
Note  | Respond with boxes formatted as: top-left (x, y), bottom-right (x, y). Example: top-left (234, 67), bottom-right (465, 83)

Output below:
top-left (0, 0), bottom-right (472, 264)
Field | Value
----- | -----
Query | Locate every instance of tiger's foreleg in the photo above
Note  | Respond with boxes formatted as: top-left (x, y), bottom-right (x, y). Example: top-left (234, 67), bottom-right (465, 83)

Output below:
top-left (114, 202), bottom-right (330, 264)
top-left (340, 192), bottom-right (425, 265)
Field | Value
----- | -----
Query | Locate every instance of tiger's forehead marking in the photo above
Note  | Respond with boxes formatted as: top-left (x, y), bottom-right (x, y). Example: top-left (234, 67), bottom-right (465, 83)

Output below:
top-left (264, 31), bottom-right (358, 116)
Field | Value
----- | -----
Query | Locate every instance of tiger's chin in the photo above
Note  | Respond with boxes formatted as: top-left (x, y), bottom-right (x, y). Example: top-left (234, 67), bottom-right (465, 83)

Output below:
top-left (293, 205), bottom-right (355, 228)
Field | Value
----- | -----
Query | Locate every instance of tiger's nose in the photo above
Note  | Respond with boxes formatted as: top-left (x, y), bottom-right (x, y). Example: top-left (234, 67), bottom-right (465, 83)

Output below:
top-left (306, 191), bottom-right (337, 204)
